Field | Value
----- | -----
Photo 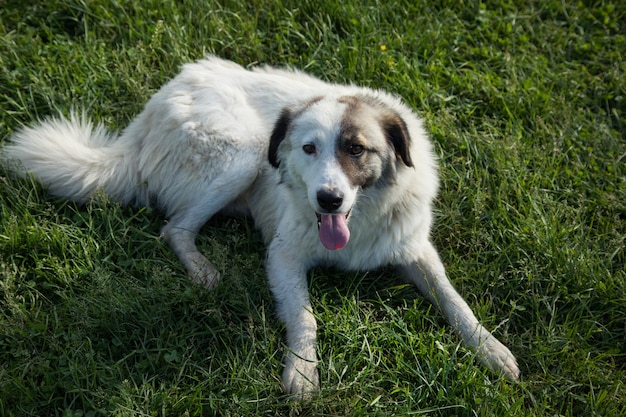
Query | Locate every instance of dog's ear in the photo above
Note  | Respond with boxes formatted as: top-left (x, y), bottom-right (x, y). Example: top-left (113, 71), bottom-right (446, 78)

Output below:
top-left (268, 109), bottom-right (291, 168)
top-left (381, 113), bottom-right (414, 167)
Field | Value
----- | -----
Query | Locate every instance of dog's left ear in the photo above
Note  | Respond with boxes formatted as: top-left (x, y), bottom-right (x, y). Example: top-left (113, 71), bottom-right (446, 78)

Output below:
top-left (268, 109), bottom-right (291, 168)
top-left (382, 113), bottom-right (414, 167)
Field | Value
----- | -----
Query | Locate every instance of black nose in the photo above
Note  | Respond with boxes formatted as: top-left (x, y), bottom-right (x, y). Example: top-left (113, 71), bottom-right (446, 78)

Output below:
top-left (317, 189), bottom-right (344, 212)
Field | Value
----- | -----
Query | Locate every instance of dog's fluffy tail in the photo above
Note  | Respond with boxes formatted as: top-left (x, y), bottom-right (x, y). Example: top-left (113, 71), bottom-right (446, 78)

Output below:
top-left (2, 113), bottom-right (139, 205)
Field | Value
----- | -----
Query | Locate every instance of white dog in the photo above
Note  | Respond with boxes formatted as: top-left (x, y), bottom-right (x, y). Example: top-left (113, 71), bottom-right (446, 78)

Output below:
top-left (2, 56), bottom-right (519, 396)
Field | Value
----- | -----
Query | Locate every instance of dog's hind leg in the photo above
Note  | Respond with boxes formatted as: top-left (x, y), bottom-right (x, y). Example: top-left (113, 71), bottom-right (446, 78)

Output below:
top-left (162, 209), bottom-right (222, 289)
top-left (160, 147), bottom-right (261, 288)
top-left (399, 241), bottom-right (520, 380)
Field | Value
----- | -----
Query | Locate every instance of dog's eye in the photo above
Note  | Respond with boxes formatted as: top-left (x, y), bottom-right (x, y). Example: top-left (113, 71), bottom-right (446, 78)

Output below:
top-left (349, 144), bottom-right (364, 156)
top-left (302, 144), bottom-right (316, 155)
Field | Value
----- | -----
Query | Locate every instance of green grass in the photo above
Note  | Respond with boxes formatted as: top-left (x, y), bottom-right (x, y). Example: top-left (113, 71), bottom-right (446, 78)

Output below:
top-left (0, 0), bottom-right (624, 415)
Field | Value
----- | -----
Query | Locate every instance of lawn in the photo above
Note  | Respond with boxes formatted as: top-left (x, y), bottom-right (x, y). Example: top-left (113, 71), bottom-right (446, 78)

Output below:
top-left (0, 0), bottom-right (624, 416)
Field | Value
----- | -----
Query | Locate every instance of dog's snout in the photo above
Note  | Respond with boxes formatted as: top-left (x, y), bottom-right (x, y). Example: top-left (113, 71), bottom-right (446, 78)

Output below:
top-left (317, 189), bottom-right (344, 212)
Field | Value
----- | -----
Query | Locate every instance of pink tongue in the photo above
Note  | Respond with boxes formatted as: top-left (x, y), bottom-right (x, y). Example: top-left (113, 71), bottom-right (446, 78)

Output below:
top-left (319, 213), bottom-right (350, 250)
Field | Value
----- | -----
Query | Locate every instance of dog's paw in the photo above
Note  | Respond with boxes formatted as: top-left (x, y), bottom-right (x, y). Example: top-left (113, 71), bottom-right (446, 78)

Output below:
top-left (186, 252), bottom-right (221, 289)
top-left (282, 356), bottom-right (319, 399)
top-left (478, 335), bottom-right (520, 381)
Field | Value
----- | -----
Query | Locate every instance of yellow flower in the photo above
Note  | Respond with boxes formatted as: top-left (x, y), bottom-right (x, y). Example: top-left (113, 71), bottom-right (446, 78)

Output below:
top-left (380, 44), bottom-right (387, 51)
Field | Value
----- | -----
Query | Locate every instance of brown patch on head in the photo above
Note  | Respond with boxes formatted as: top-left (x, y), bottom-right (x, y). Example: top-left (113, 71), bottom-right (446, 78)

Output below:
top-left (335, 95), bottom-right (413, 187)
top-left (336, 121), bottom-right (380, 188)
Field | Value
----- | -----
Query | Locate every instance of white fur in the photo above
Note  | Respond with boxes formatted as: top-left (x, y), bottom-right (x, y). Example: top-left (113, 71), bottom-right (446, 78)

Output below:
top-left (2, 55), bottom-right (519, 397)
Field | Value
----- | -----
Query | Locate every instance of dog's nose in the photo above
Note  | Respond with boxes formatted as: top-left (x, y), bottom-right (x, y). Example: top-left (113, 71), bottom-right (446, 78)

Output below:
top-left (317, 189), bottom-right (344, 212)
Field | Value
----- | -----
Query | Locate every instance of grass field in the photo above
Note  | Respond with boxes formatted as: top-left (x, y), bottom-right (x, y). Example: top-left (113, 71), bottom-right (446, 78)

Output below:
top-left (0, 0), bottom-right (624, 415)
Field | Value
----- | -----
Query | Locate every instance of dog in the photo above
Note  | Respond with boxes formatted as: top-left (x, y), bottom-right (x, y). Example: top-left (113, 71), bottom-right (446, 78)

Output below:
top-left (2, 55), bottom-right (519, 397)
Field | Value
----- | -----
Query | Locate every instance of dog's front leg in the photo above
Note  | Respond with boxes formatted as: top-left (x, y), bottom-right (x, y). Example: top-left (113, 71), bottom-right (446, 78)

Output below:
top-left (399, 240), bottom-right (520, 381)
top-left (266, 239), bottom-right (319, 398)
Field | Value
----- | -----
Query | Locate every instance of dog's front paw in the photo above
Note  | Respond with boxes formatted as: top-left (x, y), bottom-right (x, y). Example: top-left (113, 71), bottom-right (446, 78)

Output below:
top-left (478, 335), bottom-right (520, 381)
top-left (282, 356), bottom-right (319, 399)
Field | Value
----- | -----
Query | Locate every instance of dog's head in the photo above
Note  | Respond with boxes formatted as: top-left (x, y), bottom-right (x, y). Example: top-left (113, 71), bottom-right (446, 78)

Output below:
top-left (268, 95), bottom-right (414, 250)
